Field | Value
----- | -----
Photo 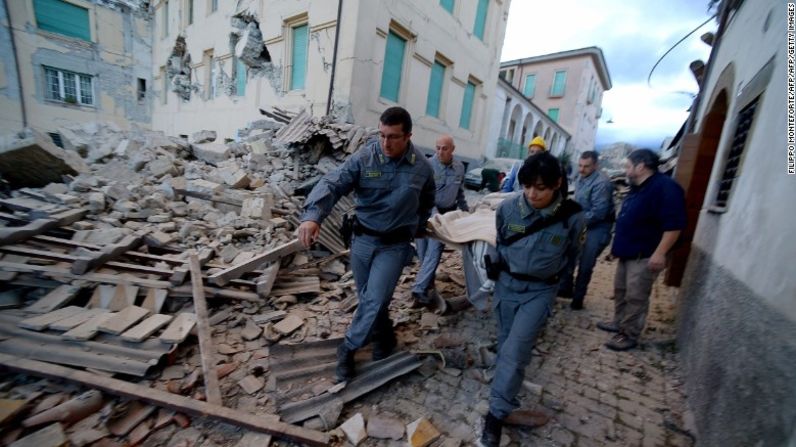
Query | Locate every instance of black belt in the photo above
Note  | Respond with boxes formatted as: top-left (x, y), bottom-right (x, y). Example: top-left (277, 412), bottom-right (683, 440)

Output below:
top-left (503, 270), bottom-right (560, 285)
top-left (353, 221), bottom-right (413, 245)
top-left (437, 205), bottom-right (457, 214)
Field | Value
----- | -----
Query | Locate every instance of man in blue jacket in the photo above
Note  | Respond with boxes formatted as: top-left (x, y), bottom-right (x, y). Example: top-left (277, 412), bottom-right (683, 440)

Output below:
top-left (598, 149), bottom-right (686, 351)
top-left (558, 151), bottom-right (614, 310)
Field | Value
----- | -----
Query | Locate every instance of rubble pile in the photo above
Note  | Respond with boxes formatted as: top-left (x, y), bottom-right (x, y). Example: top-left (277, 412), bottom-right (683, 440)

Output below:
top-left (0, 110), bottom-right (484, 446)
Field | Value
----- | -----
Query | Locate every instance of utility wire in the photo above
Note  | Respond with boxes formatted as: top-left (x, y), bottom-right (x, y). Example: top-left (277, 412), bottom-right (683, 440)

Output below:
top-left (647, 14), bottom-right (717, 89)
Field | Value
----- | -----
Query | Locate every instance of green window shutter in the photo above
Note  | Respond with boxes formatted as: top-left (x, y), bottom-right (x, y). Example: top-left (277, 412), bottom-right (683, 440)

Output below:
top-left (425, 61), bottom-right (445, 118)
top-left (380, 31), bottom-right (406, 102)
top-left (34, 0), bottom-right (90, 41)
top-left (548, 108), bottom-right (560, 122)
top-left (551, 70), bottom-right (567, 96)
top-left (290, 24), bottom-right (308, 90)
top-left (523, 74), bottom-right (536, 98)
top-left (459, 82), bottom-right (476, 129)
top-left (473, 0), bottom-right (488, 41)
top-left (440, 0), bottom-right (454, 13)
top-left (236, 59), bottom-right (247, 96)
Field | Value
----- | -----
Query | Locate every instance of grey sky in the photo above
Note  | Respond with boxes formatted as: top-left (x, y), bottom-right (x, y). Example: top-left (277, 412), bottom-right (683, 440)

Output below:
top-left (501, 0), bottom-right (716, 150)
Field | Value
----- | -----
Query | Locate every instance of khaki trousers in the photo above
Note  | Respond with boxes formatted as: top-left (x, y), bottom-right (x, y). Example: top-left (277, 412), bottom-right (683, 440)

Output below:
top-left (613, 258), bottom-right (660, 340)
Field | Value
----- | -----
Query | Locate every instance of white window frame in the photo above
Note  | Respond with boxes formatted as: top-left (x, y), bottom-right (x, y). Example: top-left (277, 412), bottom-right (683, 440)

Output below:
top-left (44, 66), bottom-right (94, 106)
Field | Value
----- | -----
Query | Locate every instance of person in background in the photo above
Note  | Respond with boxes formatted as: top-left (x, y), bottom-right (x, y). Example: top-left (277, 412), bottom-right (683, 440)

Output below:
top-left (298, 107), bottom-right (435, 381)
top-left (500, 136), bottom-right (547, 193)
top-left (412, 134), bottom-right (469, 309)
top-left (598, 149), bottom-right (685, 351)
top-left (479, 152), bottom-right (583, 446)
top-left (558, 151), bottom-right (615, 310)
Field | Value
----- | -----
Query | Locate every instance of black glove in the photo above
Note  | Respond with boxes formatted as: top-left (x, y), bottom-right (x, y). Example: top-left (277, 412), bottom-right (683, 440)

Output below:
top-left (484, 254), bottom-right (500, 281)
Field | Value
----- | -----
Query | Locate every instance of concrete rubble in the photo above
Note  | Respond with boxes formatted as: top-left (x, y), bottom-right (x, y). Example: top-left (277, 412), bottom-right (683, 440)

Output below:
top-left (0, 109), bottom-right (695, 446)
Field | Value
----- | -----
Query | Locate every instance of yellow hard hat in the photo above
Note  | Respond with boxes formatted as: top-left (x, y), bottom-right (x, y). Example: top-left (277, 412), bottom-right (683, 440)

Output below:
top-left (528, 136), bottom-right (547, 150)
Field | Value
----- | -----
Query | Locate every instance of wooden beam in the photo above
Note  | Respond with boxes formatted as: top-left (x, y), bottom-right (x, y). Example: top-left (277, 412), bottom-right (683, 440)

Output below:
top-left (0, 261), bottom-right (171, 289)
top-left (209, 239), bottom-right (303, 287)
top-left (188, 253), bottom-right (222, 406)
top-left (0, 353), bottom-right (329, 446)
top-left (0, 209), bottom-right (87, 246)
top-left (71, 234), bottom-right (143, 274)
top-left (169, 285), bottom-right (261, 302)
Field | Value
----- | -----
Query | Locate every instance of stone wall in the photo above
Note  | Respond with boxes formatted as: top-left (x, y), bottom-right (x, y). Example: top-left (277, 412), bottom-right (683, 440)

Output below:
top-left (677, 248), bottom-right (796, 446)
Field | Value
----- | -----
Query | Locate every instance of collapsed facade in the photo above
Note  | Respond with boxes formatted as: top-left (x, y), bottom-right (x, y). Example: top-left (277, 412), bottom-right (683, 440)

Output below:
top-left (0, 0), bottom-right (152, 135)
top-left (150, 0), bottom-right (512, 164)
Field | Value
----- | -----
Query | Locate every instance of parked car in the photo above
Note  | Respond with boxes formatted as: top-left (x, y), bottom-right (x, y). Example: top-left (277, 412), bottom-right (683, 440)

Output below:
top-left (464, 158), bottom-right (519, 191)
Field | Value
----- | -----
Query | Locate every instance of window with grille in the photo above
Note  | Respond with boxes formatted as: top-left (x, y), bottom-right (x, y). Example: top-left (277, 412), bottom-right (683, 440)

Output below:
top-left (440, 0), bottom-right (454, 14)
top-left (714, 96), bottom-right (760, 209)
top-left (44, 66), bottom-right (93, 105)
top-left (548, 108), bottom-right (560, 122)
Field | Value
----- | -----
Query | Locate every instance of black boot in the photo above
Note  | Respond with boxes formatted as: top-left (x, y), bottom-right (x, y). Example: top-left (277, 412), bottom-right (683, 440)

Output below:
top-left (478, 412), bottom-right (503, 447)
top-left (335, 344), bottom-right (356, 383)
top-left (371, 317), bottom-right (397, 361)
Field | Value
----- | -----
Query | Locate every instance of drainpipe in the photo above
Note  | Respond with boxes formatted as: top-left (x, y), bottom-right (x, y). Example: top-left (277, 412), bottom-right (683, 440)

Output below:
top-left (3, 0), bottom-right (27, 128)
top-left (325, 0), bottom-right (343, 116)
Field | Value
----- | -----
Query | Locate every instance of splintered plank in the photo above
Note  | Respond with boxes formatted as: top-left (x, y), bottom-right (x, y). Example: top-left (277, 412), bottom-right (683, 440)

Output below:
top-left (98, 306), bottom-right (150, 335)
top-left (49, 308), bottom-right (109, 331)
top-left (255, 264), bottom-right (280, 298)
top-left (25, 283), bottom-right (83, 314)
top-left (61, 312), bottom-right (115, 341)
top-left (120, 314), bottom-right (173, 343)
top-left (141, 289), bottom-right (168, 314)
top-left (17, 306), bottom-right (84, 331)
top-left (0, 208), bottom-right (87, 246)
top-left (71, 234), bottom-right (143, 275)
top-left (209, 239), bottom-right (303, 287)
top-left (87, 284), bottom-right (116, 309)
top-left (0, 353), bottom-right (329, 446)
top-left (107, 285), bottom-right (139, 311)
top-left (189, 253), bottom-right (222, 406)
top-left (159, 313), bottom-right (196, 344)
top-left (0, 255), bottom-right (27, 281)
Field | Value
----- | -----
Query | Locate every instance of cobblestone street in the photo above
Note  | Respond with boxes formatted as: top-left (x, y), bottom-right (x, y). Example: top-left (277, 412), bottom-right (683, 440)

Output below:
top-left (333, 250), bottom-right (695, 447)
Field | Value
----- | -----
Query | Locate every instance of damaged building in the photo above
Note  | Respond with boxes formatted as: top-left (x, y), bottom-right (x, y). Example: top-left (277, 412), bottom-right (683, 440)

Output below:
top-left (2, 0), bottom-right (512, 164)
top-left (0, 0), bottom-right (152, 135)
top-left (150, 0), bottom-right (512, 164)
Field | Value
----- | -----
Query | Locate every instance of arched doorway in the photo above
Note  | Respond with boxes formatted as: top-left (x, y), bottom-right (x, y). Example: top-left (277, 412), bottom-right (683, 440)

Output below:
top-left (666, 86), bottom-right (730, 286)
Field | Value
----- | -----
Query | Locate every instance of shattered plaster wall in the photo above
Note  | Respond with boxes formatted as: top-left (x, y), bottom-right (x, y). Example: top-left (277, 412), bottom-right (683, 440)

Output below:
top-left (150, 0), bottom-right (511, 164)
top-left (0, 0), bottom-right (152, 135)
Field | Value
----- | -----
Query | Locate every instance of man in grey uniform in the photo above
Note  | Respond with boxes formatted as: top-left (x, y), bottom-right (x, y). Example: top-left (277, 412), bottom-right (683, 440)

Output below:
top-left (412, 134), bottom-right (469, 308)
top-left (558, 151), bottom-right (615, 310)
top-left (298, 107), bottom-right (435, 382)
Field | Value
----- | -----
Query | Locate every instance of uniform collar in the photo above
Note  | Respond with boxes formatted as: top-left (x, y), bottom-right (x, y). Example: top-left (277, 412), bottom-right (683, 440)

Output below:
top-left (518, 192), bottom-right (562, 219)
top-left (378, 141), bottom-right (417, 166)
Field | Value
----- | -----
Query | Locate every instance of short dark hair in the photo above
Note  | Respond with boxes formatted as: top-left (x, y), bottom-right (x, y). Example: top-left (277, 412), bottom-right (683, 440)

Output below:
top-left (518, 152), bottom-right (564, 191)
top-left (580, 151), bottom-right (599, 163)
top-left (627, 148), bottom-right (660, 171)
top-left (380, 107), bottom-right (412, 134)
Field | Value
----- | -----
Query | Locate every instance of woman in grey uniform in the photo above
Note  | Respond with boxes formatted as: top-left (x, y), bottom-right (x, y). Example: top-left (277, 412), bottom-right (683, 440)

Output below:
top-left (479, 152), bottom-right (583, 446)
